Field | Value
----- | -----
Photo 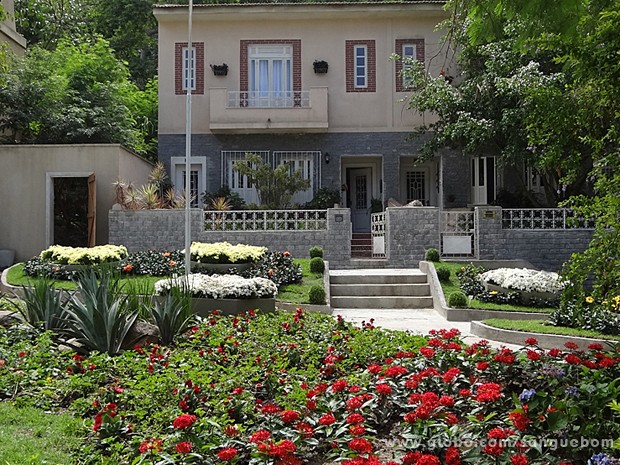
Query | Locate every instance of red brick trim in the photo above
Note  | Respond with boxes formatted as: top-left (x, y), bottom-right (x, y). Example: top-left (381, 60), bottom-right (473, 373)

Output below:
top-left (395, 39), bottom-right (425, 92)
top-left (175, 42), bottom-right (204, 95)
top-left (239, 39), bottom-right (302, 94)
top-left (345, 40), bottom-right (376, 93)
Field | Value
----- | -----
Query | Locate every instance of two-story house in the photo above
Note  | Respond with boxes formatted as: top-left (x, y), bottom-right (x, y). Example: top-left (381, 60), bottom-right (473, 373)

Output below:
top-left (155, 2), bottom-right (487, 233)
top-left (0, 0), bottom-right (26, 54)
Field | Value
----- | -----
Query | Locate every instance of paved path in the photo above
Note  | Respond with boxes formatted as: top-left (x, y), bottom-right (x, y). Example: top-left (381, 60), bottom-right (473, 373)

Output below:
top-left (334, 307), bottom-right (522, 350)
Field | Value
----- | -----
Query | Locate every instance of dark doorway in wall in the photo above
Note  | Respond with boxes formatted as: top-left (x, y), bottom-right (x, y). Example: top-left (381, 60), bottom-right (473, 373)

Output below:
top-left (53, 176), bottom-right (94, 247)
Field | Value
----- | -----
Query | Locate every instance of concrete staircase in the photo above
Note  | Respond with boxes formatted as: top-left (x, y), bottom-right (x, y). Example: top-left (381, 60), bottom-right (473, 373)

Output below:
top-left (330, 269), bottom-right (433, 310)
top-left (351, 233), bottom-right (372, 258)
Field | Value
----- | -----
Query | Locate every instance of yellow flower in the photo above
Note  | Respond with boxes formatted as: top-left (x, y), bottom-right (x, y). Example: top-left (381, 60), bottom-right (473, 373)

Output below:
top-left (585, 296), bottom-right (595, 304)
top-left (490, 291), bottom-right (498, 295)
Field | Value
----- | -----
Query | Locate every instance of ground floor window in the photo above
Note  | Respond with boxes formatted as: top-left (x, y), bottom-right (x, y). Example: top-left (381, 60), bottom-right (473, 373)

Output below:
top-left (221, 151), bottom-right (320, 207)
top-left (405, 170), bottom-right (427, 205)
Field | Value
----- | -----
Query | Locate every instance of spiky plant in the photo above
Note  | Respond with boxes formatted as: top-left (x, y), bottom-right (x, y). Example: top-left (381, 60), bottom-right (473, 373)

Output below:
top-left (11, 278), bottom-right (70, 332)
top-left (139, 184), bottom-right (163, 209)
top-left (210, 196), bottom-right (232, 211)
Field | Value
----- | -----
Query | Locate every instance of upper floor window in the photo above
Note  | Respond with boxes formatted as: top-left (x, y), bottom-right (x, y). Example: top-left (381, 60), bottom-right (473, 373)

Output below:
top-left (183, 46), bottom-right (196, 91)
top-left (346, 40), bottom-right (376, 93)
top-left (395, 39), bottom-right (424, 92)
top-left (175, 42), bottom-right (204, 95)
top-left (354, 45), bottom-right (368, 88)
top-left (248, 45), bottom-right (293, 107)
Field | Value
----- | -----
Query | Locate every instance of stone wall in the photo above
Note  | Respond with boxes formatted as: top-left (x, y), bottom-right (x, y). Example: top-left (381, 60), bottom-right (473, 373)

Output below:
top-left (385, 207), bottom-right (440, 266)
top-left (109, 208), bottom-right (352, 266)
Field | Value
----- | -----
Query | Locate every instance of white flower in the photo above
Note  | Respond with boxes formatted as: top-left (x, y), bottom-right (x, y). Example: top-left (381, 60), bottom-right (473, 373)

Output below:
top-left (479, 268), bottom-right (564, 294)
top-left (154, 274), bottom-right (277, 299)
top-left (39, 244), bottom-right (128, 265)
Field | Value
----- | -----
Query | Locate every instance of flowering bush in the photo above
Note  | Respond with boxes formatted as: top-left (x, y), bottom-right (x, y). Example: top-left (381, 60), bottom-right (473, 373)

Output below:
top-left (119, 249), bottom-right (184, 276)
top-left (39, 244), bottom-right (128, 265)
top-left (479, 268), bottom-right (565, 294)
top-left (242, 250), bottom-right (302, 287)
top-left (189, 241), bottom-right (266, 264)
top-left (154, 273), bottom-right (277, 299)
top-left (1, 311), bottom-right (620, 465)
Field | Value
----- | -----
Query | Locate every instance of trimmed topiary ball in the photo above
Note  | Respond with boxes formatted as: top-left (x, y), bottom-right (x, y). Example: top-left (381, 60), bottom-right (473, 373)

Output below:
top-left (448, 291), bottom-right (468, 308)
top-left (436, 266), bottom-right (451, 282)
top-left (309, 246), bottom-right (324, 259)
top-left (308, 285), bottom-right (327, 305)
top-left (425, 248), bottom-right (440, 262)
top-left (310, 257), bottom-right (325, 274)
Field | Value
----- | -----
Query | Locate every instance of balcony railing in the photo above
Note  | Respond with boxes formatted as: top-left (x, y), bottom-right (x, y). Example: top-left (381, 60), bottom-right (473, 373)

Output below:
top-left (209, 87), bottom-right (328, 133)
top-left (227, 91), bottom-right (310, 108)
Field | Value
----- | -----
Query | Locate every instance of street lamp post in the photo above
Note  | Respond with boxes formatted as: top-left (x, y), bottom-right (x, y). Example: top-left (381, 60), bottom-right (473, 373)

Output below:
top-left (184, 0), bottom-right (193, 277)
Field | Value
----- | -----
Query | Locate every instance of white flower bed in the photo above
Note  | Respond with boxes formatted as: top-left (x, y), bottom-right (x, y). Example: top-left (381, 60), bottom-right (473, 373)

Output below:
top-left (479, 268), bottom-right (564, 294)
top-left (40, 244), bottom-right (128, 265)
top-left (189, 242), bottom-right (266, 264)
top-left (154, 274), bottom-right (277, 299)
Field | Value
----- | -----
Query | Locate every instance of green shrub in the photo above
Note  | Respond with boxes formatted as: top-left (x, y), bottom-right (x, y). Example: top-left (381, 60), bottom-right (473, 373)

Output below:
top-left (303, 187), bottom-right (341, 209)
top-left (309, 246), bottom-right (324, 259)
top-left (149, 287), bottom-right (194, 345)
top-left (11, 278), bottom-right (69, 332)
top-left (436, 266), bottom-right (451, 282)
top-left (424, 248), bottom-right (440, 262)
top-left (448, 291), bottom-right (468, 308)
top-left (242, 251), bottom-right (302, 287)
top-left (309, 257), bottom-right (325, 274)
top-left (308, 285), bottom-right (326, 305)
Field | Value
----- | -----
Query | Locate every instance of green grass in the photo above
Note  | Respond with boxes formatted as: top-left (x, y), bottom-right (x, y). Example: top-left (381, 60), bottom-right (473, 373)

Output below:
top-left (0, 402), bottom-right (82, 465)
top-left (482, 318), bottom-right (620, 342)
top-left (434, 261), bottom-right (555, 313)
top-left (6, 259), bottom-right (323, 305)
top-left (277, 258), bottom-right (325, 304)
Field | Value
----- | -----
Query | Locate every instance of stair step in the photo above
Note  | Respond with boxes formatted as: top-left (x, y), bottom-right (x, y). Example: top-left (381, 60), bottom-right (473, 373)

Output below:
top-left (330, 271), bottom-right (427, 285)
top-left (351, 239), bottom-right (372, 246)
top-left (330, 283), bottom-right (430, 297)
top-left (331, 296), bottom-right (433, 309)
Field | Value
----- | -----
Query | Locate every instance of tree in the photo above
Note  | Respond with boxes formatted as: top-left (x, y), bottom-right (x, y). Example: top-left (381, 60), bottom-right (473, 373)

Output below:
top-left (232, 153), bottom-right (311, 209)
top-left (0, 37), bottom-right (157, 160)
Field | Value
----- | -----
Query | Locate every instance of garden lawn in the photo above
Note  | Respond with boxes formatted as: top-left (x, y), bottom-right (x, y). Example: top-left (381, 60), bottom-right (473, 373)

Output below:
top-left (0, 402), bottom-right (82, 465)
top-left (434, 261), bottom-right (555, 313)
top-left (277, 258), bottom-right (324, 304)
top-left (1, 309), bottom-right (620, 465)
top-left (483, 318), bottom-right (620, 342)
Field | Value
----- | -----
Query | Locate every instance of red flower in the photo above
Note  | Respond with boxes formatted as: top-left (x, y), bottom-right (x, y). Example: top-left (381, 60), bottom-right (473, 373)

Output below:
top-left (217, 447), bottom-right (238, 461)
top-left (476, 383), bottom-right (502, 402)
top-left (368, 364), bottom-right (383, 374)
top-left (122, 263), bottom-right (133, 273)
top-left (348, 438), bottom-right (373, 454)
top-left (445, 446), bottom-right (461, 465)
top-left (249, 429), bottom-right (271, 443)
top-left (564, 341), bottom-right (579, 350)
top-left (281, 409), bottom-right (300, 423)
top-left (564, 354), bottom-right (582, 365)
top-left (588, 343), bottom-right (604, 351)
top-left (417, 454), bottom-right (441, 465)
top-left (476, 361), bottom-right (489, 371)
top-left (524, 337), bottom-right (538, 346)
top-left (420, 347), bottom-right (435, 358)
top-left (510, 454), bottom-right (529, 465)
top-left (319, 412), bottom-right (337, 426)
top-left (548, 348), bottom-right (562, 357)
top-left (376, 383), bottom-right (392, 395)
top-left (172, 414), bottom-right (197, 429)
top-left (296, 421), bottom-right (314, 438)
top-left (225, 425), bottom-right (240, 437)
top-left (347, 413), bottom-right (365, 424)
top-left (442, 368), bottom-right (460, 383)
top-left (232, 387), bottom-right (244, 395)
top-left (384, 365), bottom-right (408, 377)
top-left (487, 427), bottom-right (509, 440)
top-left (403, 452), bottom-right (422, 465)
top-left (139, 438), bottom-right (163, 454)
top-left (260, 403), bottom-right (282, 415)
top-left (509, 411), bottom-right (530, 431)
top-left (175, 441), bottom-right (192, 454)
top-left (526, 350), bottom-right (541, 361)
top-left (350, 424), bottom-right (366, 436)
top-left (483, 443), bottom-right (505, 456)
top-left (283, 251), bottom-right (291, 257)
top-left (331, 379), bottom-right (348, 393)
top-left (439, 395), bottom-right (455, 406)
top-left (404, 412), bottom-right (417, 423)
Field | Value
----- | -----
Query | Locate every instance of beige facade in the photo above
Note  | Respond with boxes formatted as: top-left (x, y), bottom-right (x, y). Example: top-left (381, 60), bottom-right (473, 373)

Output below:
top-left (155, 3), bottom-right (450, 136)
top-left (0, 144), bottom-right (153, 262)
top-left (0, 0), bottom-right (26, 55)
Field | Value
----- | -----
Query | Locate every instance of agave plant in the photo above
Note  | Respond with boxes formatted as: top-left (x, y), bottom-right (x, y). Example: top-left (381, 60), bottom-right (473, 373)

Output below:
top-left (210, 196), bottom-right (232, 211)
top-left (139, 183), bottom-right (163, 209)
top-left (63, 269), bottom-right (138, 355)
top-left (149, 286), bottom-right (194, 345)
top-left (165, 187), bottom-right (185, 209)
top-left (11, 278), bottom-right (70, 332)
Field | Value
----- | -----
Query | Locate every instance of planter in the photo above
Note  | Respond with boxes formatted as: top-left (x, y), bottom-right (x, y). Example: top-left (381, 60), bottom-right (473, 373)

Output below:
top-left (190, 261), bottom-right (253, 274)
top-left (483, 282), bottom-right (559, 304)
top-left (210, 64), bottom-right (228, 76)
top-left (0, 249), bottom-right (15, 269)
top-left (191, 297), bottom-right (275, 317)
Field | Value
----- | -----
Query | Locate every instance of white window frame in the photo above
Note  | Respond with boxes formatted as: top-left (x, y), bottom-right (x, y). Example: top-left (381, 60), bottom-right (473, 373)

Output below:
top-left (182, 46), bottom-right (196, 91)
top-left (248, 45), bottom-right (293, 107)
top-left (171, 156), bottom-right (206, 207)
top-left (401, 43), bottom-right (417, 87)
top-left (354, 45), bottom-right (368, 89)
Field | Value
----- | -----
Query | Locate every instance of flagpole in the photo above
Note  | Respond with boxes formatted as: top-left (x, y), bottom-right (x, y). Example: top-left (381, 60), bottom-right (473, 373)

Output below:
top-left (184, 0), bottom-right (193, 277)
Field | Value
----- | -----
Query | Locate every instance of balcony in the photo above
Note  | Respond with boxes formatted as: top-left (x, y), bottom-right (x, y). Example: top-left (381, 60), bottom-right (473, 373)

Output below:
top-left (209, 87), bottom-right (328, 133)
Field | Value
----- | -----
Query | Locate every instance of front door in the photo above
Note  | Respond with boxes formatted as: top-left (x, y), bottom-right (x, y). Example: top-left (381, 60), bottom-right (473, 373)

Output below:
top-left (350, 168), bottom-right (372, 233)
top-left (471, 156), bottom-right (496, 205)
